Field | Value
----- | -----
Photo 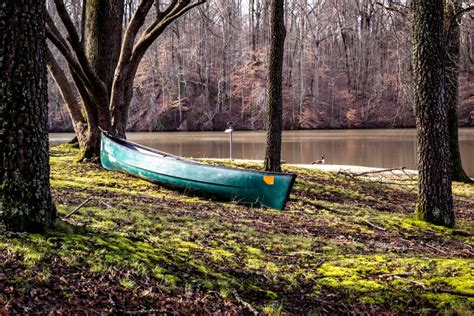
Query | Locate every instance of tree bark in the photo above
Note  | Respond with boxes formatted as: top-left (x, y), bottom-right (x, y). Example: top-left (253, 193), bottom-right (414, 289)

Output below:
top-left (264, 0), bottom-right (285, 172)
top-left (0, 0), bottom-right (56, 232)
top-left (46, 49), bottom-right (88, 147)
top-left (85, 0), bottom-right (124, 94)
top-left (84, 0), bottom-right (123, 151)
top-left (412, 0), bottom-right (454, 227)
top-left (445, 0), bottom-right (472, 183)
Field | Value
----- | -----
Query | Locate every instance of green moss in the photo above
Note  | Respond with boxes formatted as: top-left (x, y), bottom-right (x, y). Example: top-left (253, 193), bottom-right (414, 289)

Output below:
top-left (246, 246), bottom-right (262, 255)
top-left (262, 303), bottom-right (285, 315)
top-left (402, 217), bottom-right (452, 232)
top-left (209, 248), bottom-right (234, 261)
top-left (1, 146), bottom-right (473, 313)
top-left (36, 269), bottom-right (52, 282)
top-left (119, 278), bottom-right (137, 290)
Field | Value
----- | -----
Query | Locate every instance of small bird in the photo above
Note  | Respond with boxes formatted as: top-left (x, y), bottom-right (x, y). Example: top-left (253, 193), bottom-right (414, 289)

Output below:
top-left (311, 155), bottom-right (325, 164)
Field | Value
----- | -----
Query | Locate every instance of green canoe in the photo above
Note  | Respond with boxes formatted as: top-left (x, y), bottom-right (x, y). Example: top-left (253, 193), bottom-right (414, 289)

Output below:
top-left (100, 132), bottom-right (296, 210)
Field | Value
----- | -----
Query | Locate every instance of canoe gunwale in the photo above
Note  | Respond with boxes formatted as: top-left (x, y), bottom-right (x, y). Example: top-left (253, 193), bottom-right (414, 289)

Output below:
top-left (102, 132), bottom-right (297, 179)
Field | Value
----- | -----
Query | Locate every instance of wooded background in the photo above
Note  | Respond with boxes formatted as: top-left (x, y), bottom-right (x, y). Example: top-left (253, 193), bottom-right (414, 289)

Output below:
top-left (47, 0), bottom-right (474, 132)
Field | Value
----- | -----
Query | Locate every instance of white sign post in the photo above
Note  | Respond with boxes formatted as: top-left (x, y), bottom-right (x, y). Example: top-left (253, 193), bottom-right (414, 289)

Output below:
top-left (224, 126), bottom-right (234, 161)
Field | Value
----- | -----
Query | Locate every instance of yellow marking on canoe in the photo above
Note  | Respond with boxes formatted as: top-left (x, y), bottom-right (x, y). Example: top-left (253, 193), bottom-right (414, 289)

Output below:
top-left (263, 175), bottom-right (275, 185)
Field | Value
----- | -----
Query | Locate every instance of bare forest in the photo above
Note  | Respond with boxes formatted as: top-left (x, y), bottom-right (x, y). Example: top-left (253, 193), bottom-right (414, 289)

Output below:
top-left (47, 0), bottom-right (474, 132)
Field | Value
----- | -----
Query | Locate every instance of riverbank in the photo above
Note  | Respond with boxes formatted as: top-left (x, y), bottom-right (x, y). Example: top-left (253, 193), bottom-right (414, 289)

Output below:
top-left (1, 145), bottom-right (473, 314)
top-left (207, 158), bottom-right (419, 177)
top-left (49, 129), bottom-right (474, 177)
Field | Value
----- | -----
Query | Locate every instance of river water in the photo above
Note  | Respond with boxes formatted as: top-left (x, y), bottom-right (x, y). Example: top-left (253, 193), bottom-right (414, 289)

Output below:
top-left (49, 128), bottom-right (474, 176)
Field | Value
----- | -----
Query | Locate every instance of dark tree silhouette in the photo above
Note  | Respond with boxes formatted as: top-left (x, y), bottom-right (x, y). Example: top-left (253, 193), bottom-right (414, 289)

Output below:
top-left (445, 0), bottom-right (473, 183)
top-left (0, 0), bottom-right (56, 232)
top-left (412, 0), bottom-right (454, 227)
top-left (264, 0), bottom-right (286, 172)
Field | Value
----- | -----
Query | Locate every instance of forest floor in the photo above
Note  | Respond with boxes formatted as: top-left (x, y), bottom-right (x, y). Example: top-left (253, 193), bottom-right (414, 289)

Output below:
top-left (1, 144), bottom-right (473, 314)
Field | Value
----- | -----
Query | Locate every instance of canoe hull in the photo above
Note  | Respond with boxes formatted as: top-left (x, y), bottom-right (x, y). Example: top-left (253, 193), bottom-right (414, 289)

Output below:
top-left (100, 133), bottom-right (296, 210)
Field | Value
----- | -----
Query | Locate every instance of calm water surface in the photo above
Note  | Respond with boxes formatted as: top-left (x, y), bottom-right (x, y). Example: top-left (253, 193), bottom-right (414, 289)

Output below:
top-left (49, 129), bottom-right (474, 176)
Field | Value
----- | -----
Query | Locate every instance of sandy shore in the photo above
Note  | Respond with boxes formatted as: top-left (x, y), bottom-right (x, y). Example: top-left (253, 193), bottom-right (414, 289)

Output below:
top-left (289, 163), bottom-right (417, 175)
top-left (204, 158), bottom-right (418, 177)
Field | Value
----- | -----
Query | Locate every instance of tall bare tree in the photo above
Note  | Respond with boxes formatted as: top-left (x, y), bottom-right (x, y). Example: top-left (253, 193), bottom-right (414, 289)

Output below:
top-left (264, 0), bottom-right (286, 172)
top-left (445, 0), bottom-right (473, 183)
top-left (412, 0), bottom-right (454, 227)
top-left (45, 0), bottom-right (474, 137)
top-left (0, 0), bottom-right (56, 232)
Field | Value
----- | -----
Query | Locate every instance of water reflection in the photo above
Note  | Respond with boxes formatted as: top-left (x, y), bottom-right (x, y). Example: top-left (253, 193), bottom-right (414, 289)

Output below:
top-left (49, 129), bottom-right (474, 176)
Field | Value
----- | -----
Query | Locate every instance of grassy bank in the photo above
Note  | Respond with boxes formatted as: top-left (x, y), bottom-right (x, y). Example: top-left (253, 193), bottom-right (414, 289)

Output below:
top-left (1, 145), bottom-right (473, 314)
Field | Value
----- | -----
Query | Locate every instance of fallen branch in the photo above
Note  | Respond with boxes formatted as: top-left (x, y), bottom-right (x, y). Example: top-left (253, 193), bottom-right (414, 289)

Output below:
top-left (64, 197), bottom-right (93, 219)
top-left (338, 168), bottom-right (417, 194)
top-left (355, 167), bottom-right (407, 177)
top-left (401, 168), bottom-right (417, 181)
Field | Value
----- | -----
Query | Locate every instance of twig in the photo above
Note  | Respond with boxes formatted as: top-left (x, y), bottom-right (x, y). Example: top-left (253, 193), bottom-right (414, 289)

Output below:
top-left (315, 258), bottom-right (326, 268)
top-left (64, 197), bottom-right (93, 219)
top-left (363, 220), bottom-right (387, 231)
top-left (409, 280), bottom-right (427, 290)
top-left (423, 243), bottom-right (448, 254)
top-left (233, 291), bottom-right (258, 315)
top-left (379, 272), bottom-right (414, 278)
top-left (100, 200), bottom-right (113, 209)
top-left (409, 281), bottom-right (474, 298)
top-left (112, 309), bottom-right (168, 315)
top-left (337, 168), bottom-right (352, 175)
top-left (434, 289), bottom-right (474, 298)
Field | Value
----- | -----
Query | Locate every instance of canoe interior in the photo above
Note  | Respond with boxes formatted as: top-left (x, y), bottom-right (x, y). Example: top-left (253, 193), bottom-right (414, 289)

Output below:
top-left (100, 132), bottom-right (296, 210)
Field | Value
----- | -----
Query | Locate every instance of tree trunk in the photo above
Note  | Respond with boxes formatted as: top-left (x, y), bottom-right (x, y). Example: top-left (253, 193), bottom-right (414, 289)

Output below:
top-left (412, 0), bottom-right (454, 227)
top-left (264, 0), bottom-right (286, 172)
top-left (111, 62), bottom-right (140, 137)
top-left (46, 49), bottom-right (88, 147)
top-left (0, 0), bottom-right (56, 232)
top-left (445, 0), bottom-right (472, 183)
top-left (85, 0), bottom-right (124, 95)
top-left (80, 0), bottom-right (123, 157)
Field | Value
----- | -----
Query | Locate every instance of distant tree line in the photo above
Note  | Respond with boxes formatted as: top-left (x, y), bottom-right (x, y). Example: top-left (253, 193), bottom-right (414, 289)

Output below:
top-left (47, 0), bottom-right (474, 136)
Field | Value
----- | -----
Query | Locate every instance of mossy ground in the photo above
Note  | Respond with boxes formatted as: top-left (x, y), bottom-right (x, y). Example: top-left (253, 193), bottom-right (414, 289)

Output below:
top-left (1, 145), bottom-right (473, 314)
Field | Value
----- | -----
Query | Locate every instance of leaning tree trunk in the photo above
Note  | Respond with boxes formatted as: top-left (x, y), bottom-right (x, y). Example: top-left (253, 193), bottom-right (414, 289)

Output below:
top-left (264, 0), bottom-right (286, 172)
top-left (412, 0), bottom-right (454, 227)
top-left (445, 0), bottom-right (472, 183)
top-left (0, 0), bottom-right (56, 232)
top-left (46, 48), bottom-right (88, 146)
